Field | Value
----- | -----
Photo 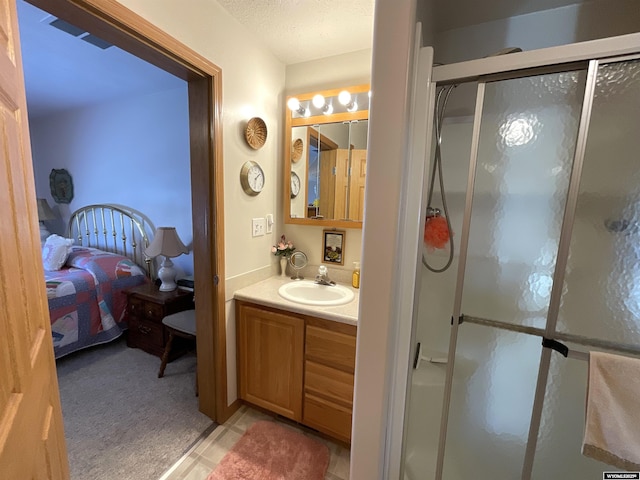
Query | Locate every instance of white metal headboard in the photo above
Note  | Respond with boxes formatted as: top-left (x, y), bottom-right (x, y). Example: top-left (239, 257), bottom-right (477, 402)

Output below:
top-left (67, 204), bottom-right (156, 278)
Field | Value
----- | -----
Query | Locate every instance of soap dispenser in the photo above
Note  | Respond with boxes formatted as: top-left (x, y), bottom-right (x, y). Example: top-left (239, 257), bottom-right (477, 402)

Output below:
top-left (352, 262), bottom-right (360, 289)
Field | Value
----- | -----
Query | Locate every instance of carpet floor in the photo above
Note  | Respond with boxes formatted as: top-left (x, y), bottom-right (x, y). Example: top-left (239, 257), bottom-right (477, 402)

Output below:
top-left (56, 335), bottom-right (215, 480)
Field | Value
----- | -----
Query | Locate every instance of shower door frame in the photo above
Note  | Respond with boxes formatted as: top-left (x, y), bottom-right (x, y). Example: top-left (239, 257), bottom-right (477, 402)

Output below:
top-left (391, 31), bottom-right (640, 480)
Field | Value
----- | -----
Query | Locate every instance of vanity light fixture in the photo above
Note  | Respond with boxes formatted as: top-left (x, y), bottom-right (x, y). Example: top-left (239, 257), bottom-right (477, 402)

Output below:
top-left (312, 94), bottom-right (334, 115)
top-left (338, 90), bottom-right (358, 113)
top-left (287, 97), bottom-right (310, 117)
top-left (312, 94), bottom-right (325, 108)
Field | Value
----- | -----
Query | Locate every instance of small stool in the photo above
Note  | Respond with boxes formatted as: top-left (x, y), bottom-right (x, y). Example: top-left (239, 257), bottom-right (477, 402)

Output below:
top-left (158, 309), bottom-right (197, 394)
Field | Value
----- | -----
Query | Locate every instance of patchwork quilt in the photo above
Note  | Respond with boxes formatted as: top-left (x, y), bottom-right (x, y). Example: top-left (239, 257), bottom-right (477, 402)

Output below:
top-left (46, 247), bottom-right (148, 358)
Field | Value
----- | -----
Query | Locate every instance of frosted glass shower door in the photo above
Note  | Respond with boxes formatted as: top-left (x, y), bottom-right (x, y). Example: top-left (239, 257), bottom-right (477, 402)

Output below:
top-left (531, 57), bottom-right (640, 478)
top-left (437, 69), bottom-right (588, 479)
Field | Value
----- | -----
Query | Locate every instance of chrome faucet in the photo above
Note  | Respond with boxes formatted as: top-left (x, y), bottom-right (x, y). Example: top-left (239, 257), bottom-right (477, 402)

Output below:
top-left (315, 265), bottom-right (335, 286)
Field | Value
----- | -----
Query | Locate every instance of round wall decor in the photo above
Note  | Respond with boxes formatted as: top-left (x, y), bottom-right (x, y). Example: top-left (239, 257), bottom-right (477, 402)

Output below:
top-left (245, 117), bottom-right (267, 149)
top-left (240, 160), bottom-right (265, 196)
top-left (291, 138), bottom-right (303, 162)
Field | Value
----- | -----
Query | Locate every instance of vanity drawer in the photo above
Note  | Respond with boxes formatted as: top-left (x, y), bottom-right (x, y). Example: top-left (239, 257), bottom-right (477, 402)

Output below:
top-left (304, 361), bottom-right (353, 407)
top-left (305, 323), bottom-right (356, 373)
top-left (303, 393), bottom-right (352, 443)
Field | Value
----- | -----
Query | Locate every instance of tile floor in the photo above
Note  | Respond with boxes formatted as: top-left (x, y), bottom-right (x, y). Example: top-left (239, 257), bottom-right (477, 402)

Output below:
top-left (159, 405), bottom-right (351, 480)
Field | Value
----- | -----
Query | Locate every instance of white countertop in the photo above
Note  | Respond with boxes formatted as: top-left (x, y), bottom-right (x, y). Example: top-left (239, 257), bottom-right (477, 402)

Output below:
top-left (233, 276), bottom-right (360, 326)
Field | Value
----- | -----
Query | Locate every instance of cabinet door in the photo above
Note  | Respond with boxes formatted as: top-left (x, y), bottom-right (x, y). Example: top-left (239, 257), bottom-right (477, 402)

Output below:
top-left (348, 149), bottom-right (367, 221)
top-left (237, 303), bottom-right (304, 421)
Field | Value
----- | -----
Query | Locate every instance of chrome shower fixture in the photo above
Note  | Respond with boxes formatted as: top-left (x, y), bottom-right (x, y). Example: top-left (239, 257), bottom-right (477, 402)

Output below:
top-left (426, 206), bottom-right (441, 218)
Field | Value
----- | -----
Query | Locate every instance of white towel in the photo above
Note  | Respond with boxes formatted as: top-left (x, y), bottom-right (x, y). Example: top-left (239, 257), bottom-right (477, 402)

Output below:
top-left (582, 351), bottom-right (640, 470)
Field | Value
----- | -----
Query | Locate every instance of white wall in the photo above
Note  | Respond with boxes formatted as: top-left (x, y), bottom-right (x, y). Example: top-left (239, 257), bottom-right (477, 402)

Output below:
top-left (30, 85), bottom-right (194, 276)
top-left (351, 0), bottom-right (418, 478)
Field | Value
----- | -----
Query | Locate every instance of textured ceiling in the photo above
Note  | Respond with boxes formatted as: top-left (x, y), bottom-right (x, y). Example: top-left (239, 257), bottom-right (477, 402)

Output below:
top-left (216, 0), bottom-right (375, 65)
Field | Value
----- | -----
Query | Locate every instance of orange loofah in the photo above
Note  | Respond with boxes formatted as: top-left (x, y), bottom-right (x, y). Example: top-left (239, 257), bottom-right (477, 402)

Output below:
top-left (424, 215), bottom-right (450, 250)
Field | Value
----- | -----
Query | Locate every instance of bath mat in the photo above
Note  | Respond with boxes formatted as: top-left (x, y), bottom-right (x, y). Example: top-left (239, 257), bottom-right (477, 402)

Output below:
top-left (206, 420), bottom-right (330, 480)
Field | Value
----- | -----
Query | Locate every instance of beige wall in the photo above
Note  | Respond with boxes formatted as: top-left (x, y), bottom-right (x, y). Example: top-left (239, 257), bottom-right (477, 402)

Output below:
top-left (285, 48), bottom-right (371, 95)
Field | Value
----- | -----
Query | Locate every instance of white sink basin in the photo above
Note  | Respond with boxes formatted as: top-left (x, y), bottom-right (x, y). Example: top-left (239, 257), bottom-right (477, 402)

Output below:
top-left (278, 280), bottom-right (355, 306)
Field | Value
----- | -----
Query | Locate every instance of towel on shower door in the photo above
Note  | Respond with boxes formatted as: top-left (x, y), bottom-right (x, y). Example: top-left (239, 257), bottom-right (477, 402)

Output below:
top-left (582, 351), bottom-right (640, 471)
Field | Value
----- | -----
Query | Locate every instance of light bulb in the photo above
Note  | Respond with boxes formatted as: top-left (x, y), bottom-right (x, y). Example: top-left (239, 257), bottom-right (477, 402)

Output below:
top-left (322, 103), bottom-right (334, 115)
top-left (312, 94), bottom-right (325, 109)
top-left (287, 97), bottom-right (300, 111)
top-left (338, 90), bottom-right (351, 106)
top-left (346, 101), bottom-right (358, 113)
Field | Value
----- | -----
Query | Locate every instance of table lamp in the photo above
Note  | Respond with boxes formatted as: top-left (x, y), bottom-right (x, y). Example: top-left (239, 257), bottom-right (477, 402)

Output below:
top-left (145, 227), bottom-right (188, 292)
top-left (37, 198), bottom-right (56, 243)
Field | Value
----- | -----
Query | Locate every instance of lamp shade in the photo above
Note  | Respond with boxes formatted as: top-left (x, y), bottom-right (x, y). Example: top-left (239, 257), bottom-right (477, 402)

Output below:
top-left (145, 227), bottom-right (188, 258)
top-left (37, 198), bottom-right (56, 221)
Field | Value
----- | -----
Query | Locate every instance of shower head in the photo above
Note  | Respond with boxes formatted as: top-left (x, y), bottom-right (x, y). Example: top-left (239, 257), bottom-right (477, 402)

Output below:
top-left (485, 47), bottom-right (523, 57)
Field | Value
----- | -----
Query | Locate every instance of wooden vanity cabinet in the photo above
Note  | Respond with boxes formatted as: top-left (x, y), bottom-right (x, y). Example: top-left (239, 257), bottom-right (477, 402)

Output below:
top-left (303, 317), bottom-right (357, 444)
top-left (236, 301), bottom-right (304, 421)
top-left (236, 301), bottom-right (357, 444)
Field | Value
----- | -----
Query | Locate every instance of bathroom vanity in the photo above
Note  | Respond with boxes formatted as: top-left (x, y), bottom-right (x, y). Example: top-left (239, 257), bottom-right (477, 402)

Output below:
top-left (234, 277), bottom-right (358, 444)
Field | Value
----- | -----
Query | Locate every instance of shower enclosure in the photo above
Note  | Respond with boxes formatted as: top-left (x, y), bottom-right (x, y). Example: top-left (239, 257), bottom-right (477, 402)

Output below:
top-left (399, 39), bottom-right (640, 479)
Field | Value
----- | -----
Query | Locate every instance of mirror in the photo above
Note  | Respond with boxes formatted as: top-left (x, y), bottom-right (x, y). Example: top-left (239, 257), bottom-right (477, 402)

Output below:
top-left (285, 84), bottom-right (370, 229)
top-left (289, 251), bottom-right (308, 280)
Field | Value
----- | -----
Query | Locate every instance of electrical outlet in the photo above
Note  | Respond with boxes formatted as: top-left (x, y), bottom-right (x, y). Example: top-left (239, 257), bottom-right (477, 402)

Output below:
top-left (265, 214), bottom-right (274, 234)
top-left (252, 218), bottom-right (266, 237)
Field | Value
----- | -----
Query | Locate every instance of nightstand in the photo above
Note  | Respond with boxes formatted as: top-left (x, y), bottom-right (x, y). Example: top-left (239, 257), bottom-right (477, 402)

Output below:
top-left (125, 283), bottom-right (194, 359)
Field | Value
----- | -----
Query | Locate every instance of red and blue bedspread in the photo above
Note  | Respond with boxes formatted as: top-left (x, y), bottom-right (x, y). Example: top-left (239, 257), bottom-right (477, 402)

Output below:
top-left (45, 247), bottom-right (149, 359)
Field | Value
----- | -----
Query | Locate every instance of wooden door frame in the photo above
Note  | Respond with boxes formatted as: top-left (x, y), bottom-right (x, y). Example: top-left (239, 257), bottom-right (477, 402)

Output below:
top-left (26, 0), bottom-right (231, 422)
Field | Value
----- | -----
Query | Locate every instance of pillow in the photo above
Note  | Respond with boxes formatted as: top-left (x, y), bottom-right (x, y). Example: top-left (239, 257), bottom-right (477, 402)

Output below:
top-left (42, 234), bottom-right (74, 271)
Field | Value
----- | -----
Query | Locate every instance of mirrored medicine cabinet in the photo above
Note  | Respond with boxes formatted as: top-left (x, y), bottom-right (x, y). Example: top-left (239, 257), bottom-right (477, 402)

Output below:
top-left (284, 84), bottom-right (370, 229)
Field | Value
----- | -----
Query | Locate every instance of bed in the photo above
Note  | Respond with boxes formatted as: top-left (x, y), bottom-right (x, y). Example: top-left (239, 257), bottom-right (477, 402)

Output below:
top-left (45, 204), bottom-right (155, 359)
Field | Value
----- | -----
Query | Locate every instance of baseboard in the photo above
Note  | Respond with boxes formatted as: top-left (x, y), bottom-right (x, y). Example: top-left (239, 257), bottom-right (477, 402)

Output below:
top-left (218, 398), bottom-right (241, 424)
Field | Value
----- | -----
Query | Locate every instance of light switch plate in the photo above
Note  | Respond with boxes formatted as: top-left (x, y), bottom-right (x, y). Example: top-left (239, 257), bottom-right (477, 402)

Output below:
top-left (252, 218), bottom-right (266, 237)
top-left (265, 214), bottom-right (274, 234)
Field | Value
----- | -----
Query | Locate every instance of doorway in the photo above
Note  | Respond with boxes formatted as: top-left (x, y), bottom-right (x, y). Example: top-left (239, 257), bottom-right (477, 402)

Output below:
top-left (24, 0), bottom-right (229, 424)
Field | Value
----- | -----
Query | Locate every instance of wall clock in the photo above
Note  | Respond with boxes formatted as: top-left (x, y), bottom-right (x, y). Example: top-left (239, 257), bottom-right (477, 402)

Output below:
top-left (49, 168), bottom-right (74, 204)
top-left (240, 160), bottom-right (265, 196)
top-left (290, 171), bottom-right (301, 198)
